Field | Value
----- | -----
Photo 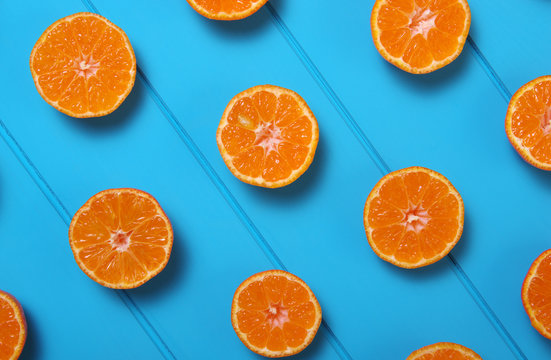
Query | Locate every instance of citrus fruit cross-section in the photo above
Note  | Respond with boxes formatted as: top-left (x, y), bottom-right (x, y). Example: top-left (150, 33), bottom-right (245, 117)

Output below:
top-left (231, 270), bottom-right (322, 358)
top-left (69, 188), bottom-right (173, 289)
top-left (364, 167), bottom-right (464, 268)
top-left (217, 85), bottom-right (319, 188)
top-left (0, 290), bottom-right (27, 360)
top-left (186, 0), bottom-right (269, 20)
top-left (506, 75), bottom-right (551, 170)
top-left (522, 249), bottom-right (551, 340)
top-left (30, 12), bottom-right (136, 118)
top-left (407, 342), bottom-right (483, 360)
top-left (371, 0), bottom-right (471, 74)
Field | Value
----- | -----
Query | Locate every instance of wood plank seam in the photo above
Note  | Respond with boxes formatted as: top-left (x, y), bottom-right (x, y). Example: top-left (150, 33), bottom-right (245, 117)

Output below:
top-left (263, 3), bottom-right (527, 360)
top-left (466, 36), bottom-right (513, 102)
top-left (0, 117), bottom-right (176, 360)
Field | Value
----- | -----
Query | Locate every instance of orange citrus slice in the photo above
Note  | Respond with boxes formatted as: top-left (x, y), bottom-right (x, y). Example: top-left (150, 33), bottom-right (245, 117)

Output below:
top-left (505, 76), bottom-right (551, 170)
top-left (371, 0), bottom-right (471, 74)
top-left (364, 167), bottom-right (464, 268)
top-left (217, 85), bottom-right (319, 188)
top-left (30, 12), bottom-right (136, 118)
top-left (0, 290), bottom-right (27, 360)
top-left (407, 342), bottom-right (482, 360)
top-left (186, 0), bottom-right (269, 20)
top-left (231, 270), bottom-right (322, 358)
top-left (522, 249), bottom-right (551, 339)
top-left (69, 188), bottom-right (173, 289)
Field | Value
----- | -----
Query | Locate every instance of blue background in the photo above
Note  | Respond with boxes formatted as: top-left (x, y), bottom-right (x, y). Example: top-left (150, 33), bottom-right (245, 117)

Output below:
top-left (0, 0), bottom-right (550, 359)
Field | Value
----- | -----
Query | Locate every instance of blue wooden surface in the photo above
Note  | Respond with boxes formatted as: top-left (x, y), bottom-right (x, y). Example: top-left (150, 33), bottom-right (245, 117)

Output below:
top-left (0, 0), bottom-right (549, 359)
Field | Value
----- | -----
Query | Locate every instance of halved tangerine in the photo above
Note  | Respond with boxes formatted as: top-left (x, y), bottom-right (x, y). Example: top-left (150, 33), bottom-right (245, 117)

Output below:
top-left (231, 270), bottom-right (322, 358)
top-left (69, 188), bottom-right (173, 289)
top-left (407, 342), bottom-right (482, 360)
top-left (371, 0), bottom-right (471, 74)
top-left (364, 167), bottom-right (464, 268)
top-left (505, 76), bottom-right (551, 170)
top-left (217, 85), bottom-right (319, 188)
top-left (0, 290), bottom-right (27, 360)
top-left (186, 0), bottom-right (269, 20)
top-left (522, 249), bottom-right (551, 339)
top-left (30, 13), bottom-right (136, 117)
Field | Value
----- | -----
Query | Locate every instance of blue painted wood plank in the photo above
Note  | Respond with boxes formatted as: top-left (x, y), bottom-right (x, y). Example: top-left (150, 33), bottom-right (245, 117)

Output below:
top-left (468, 1), bottom-right (551, 94)
top-left (266, 0), bottom-right (551, 358)
top-left (0, 126), bottom-right (162, 359)
top-left (85, 0), bottom-right (519, 358)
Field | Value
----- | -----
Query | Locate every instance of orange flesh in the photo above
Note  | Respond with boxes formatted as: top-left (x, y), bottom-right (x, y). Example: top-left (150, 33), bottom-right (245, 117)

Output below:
top-left (509, 80), bottom-right (551, 165)
top-left (187, 0), bottom-right (269, 20)
top-left (233, 272), bottom-right (321, 356)
top-left (218, 86), bottom-right (318, 187)
top-left (30, 13), bottom-right (135, 117)
top-left (193, 0), bottom-right (258, 13)
top-left (523, 250), bottom-right (551, 338)
top-left (366, 168), bottom-right (463, 267)
top-left (407, 343), bottom-right (481, 360)
top-left (0, 292), bottom-right (25, 359)
top-left (69, 189), bottom-right (172, 288)
top-left (410, 349), bottom-right (478, 359)
top-left (373, 0), bottom-right (469, 72)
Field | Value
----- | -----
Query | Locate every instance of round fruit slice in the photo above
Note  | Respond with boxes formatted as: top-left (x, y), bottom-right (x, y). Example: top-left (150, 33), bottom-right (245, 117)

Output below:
top-left (407, 342), bottom-right (482, 360)
top-left (0, 290), bottom-right (27, 360)
top-left (186, 0), bottom-right (269, 20)
top-left (30, 12), bottom-right (136, 118)
top-left (69, 188), bottom-right (173, 289)
top-left (231, 270), bottom-right (322, 358)
top-left (217, 85), bottom-right (319, 188)
top-left (371, 0), bottom-right (471, 74)
top-left (522, 249), bottom-right (551, 339)
top-left (364, 167), bottom-right (464, 268)
top-left (506, 76), bottom-right (551, 170)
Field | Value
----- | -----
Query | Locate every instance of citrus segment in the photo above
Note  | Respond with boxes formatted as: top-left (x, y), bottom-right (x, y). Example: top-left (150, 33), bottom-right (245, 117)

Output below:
top-left (407, 342), bottom-right (482, 360)
top-left (371, 0), bottom-right (471, 73)
top-left (69, 188), bottom-right (173, 289)
top-left (30, 13), bottom-right (136, 117)
top-left (217, 85), bottom-right (319, 188)
top-left (506, 76), bottom-right (551, 170)
top-left (522, 249), bottom-right (551, 339)
top-left (186, 0), bottom-right (269, 20)
top-left (0, 290), bottom-right (27, 360)
top-left (231, 270), bottom-right (322, 357)
top-left (364, 167), bottom-right (464, 268)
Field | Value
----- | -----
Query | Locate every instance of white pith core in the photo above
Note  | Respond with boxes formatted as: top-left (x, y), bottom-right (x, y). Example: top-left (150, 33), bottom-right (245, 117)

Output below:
top-left (409, 8), bottom-right (437, 37)
top-left (74, 55), bottom-right (100, 79)
top-left (109, 230), bottom-right (132, 252)
top-left (403, 205), bottom-right (429, 232)
top-left (542, 107), bottom-right (551, 134)
top-left (255, 120), bottom-right (283, 155)
top-left (265, 303), bottom-right (289, 329)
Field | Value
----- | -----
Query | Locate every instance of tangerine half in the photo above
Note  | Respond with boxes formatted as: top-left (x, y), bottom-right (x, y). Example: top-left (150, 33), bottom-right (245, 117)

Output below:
top-left (407, 342), bottom-right (482, 360)
top-left (231, 270), bottom-right (322, 357)
top-left (371, 0), bottom-right (471, 74)
top-left (522, 249), bottom-right (551, 340)
top-left (506, 76), bottom-right (551, 170)
top-left (217, 85), bottom-right (319, 188)
top-left (186, 0), bottom-right (269, 20)
top-left (364, 167), bottom-right (464, 268)
top-left (69, 188), bottom-right (173, 289)
top-left (0, 290), bottom-right (26, 360)
top-left (30, 13), bottom-right (136, 117)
